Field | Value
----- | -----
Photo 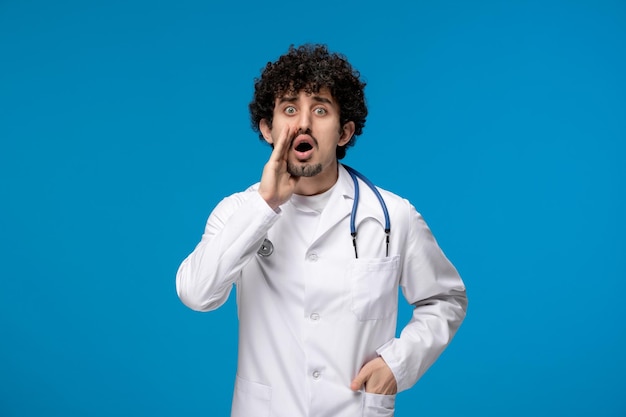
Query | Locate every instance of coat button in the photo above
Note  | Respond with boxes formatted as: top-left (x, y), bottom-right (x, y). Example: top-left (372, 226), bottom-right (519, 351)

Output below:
top-left (310, 313), bottom-right (320, 321)
top-left (312, 370), bottom-right (321, 380)
top-left (308, 253), bottom-right (319, 262)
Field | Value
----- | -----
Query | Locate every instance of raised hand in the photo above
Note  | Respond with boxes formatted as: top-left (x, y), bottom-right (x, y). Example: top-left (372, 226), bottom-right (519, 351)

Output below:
top-left (258, 124), bottom-right (300, 210)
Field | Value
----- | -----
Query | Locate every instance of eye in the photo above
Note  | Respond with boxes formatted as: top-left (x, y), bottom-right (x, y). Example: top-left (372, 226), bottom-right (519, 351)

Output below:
top-left (284, 106), bottom-right (296, 115)
top-left (314, 107), bottom-right (327, 116)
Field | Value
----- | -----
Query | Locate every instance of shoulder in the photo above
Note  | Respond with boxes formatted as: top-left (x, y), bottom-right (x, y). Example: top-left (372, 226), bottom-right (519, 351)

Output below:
top-left (226, 182), bottom-right (260, 201)
top-left (375, 185), bottom-right (416, 215)
top-left (211, 182), bottom-right (261, 215)
top-left (372, 186), bottom-right (431, 240)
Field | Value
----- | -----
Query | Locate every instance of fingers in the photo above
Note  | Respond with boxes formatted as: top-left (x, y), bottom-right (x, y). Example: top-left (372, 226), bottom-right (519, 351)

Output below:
top-left (350, 363), bottom-right (370, 391)
top-left (270, 124), bottom-right (295, 164)
top-left (258, 124), bottom-right (298, 210)
top-left (350, 357), bottom-right (398, 395)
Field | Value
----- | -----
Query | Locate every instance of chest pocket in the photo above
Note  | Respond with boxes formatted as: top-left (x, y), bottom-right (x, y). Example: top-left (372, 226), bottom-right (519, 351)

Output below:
top-left (349, 255), bottom-right (400, 321)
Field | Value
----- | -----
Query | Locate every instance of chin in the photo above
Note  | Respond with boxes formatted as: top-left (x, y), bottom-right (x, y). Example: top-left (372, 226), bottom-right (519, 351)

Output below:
top-left (287, 162), bottom-right (323, 177)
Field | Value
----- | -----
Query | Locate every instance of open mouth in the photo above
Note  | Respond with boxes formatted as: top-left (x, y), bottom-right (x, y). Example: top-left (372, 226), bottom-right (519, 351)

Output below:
top-left (292, 136), bottom-right (316, 160)
top-left (295, 142), bottom-right (313, 152)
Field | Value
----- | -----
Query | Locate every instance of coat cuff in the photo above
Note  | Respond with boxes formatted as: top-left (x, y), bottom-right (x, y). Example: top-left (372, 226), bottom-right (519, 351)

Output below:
top-left (377, 339), bottom-right (410, 393)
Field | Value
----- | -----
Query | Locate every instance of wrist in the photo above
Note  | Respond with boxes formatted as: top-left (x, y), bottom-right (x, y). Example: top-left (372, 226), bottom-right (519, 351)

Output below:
top-left (258, 190), bottom-right (282, 212)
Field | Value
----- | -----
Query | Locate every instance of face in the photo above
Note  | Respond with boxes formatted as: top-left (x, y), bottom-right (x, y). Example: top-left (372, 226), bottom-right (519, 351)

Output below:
top-left (260, 88), bottom-right (355, 194)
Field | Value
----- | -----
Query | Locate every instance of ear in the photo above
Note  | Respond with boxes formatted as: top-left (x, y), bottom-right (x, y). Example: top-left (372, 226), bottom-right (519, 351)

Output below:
top-left (338, 121), bottom-right (355, 146)
top-left (259, 119), bottom-right (273, 145)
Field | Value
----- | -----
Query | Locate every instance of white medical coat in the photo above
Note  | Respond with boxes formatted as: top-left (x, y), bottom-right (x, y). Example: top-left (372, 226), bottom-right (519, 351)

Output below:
top-left (176, 164), bottom-right (467, 417)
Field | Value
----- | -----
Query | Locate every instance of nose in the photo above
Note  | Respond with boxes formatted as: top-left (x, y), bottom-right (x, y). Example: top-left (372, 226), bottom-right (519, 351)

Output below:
top-left (296, 111), bottom-right (312, 133)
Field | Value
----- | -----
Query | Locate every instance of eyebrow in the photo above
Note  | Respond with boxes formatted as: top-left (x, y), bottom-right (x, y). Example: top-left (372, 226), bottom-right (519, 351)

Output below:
top-left (277, 95), bottom-right (333, 105)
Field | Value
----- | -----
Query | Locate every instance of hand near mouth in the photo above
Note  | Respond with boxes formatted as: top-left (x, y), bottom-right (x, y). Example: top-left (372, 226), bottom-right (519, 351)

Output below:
top-left (258, 125), bottom-right (300, 210)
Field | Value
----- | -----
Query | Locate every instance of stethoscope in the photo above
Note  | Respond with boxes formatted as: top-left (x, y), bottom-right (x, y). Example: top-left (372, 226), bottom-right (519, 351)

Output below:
top-left (257, 165), bottom-right (391, 259)
top-left (344, 165), bottom-right (390, 259)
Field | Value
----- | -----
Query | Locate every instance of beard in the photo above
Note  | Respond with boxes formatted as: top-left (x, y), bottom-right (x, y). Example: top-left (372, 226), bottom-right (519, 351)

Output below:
top-left (287, 162), bottom-right (323, 177)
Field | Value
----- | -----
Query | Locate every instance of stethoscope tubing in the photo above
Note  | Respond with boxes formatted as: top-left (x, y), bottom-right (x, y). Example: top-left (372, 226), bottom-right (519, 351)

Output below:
top-left (343, 165), bottom-right (391, 258)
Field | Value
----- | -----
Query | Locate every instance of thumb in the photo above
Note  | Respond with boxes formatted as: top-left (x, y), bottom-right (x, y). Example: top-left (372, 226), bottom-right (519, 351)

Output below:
top-left (350, 366), bottom-right (371, 391)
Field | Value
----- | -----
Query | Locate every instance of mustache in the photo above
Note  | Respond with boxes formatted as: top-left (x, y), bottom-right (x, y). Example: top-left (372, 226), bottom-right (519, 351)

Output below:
top-left (291, 128), bottom-right (318, 147)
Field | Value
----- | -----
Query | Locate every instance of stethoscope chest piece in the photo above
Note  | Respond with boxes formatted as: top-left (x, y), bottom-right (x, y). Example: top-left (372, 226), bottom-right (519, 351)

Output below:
top-left (257, 238), bottom-right (274, 257)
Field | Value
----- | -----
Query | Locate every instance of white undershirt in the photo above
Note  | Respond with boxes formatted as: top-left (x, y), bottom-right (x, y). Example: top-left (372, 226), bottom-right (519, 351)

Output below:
top-left (288, 184), bottom-right (335, 246)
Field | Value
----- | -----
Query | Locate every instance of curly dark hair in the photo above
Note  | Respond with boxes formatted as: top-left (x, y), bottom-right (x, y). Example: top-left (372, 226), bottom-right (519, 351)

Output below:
top-left (249, 44), bottom-right (367, 159)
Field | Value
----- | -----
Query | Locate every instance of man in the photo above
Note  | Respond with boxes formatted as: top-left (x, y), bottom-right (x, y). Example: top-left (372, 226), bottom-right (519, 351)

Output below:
top-left (176, 44), bottom-right (467, 417)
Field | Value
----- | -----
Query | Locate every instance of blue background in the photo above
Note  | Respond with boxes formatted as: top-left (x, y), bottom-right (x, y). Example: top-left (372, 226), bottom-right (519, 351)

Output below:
top-left (1, 0), bottom-right (624, 416)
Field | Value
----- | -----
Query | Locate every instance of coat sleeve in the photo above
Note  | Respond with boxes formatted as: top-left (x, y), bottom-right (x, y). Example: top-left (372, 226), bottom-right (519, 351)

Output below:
top-left (377, 202), bottom-right (467, 392)
top-left (176, 190), bottom-right (280, 312)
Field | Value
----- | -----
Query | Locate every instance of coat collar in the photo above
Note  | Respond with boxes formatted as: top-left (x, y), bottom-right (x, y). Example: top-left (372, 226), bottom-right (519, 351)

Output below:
top-left (309, 164), bottom-right (387, 246)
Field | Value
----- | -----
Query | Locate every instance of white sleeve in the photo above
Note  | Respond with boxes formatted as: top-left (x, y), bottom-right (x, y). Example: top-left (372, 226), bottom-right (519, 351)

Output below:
top-left (176, 190), bottom-right (280, 312)
top-left (377, 203), bottom-right (468, 392)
